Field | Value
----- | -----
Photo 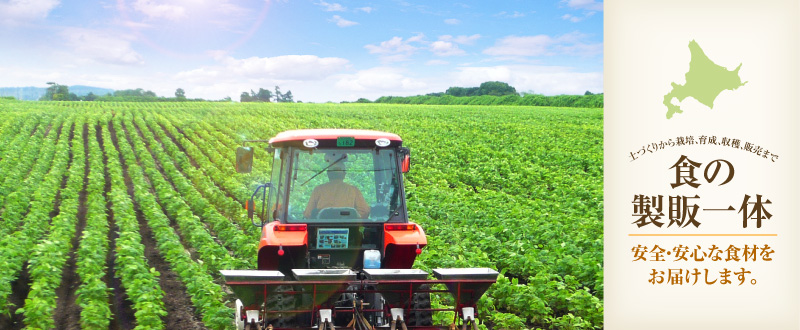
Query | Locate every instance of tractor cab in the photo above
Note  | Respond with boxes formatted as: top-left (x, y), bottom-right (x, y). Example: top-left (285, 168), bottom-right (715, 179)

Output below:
top-left (237, 129), bottom-right (424, 274)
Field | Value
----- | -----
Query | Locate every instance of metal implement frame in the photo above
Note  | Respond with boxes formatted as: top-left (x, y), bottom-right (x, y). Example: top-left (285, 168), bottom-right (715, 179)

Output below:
top-left (225, 279), bottom-right (496, 330)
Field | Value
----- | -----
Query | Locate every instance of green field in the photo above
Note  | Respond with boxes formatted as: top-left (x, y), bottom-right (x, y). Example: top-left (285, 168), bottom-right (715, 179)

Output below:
top-left (0, 100), bottom-right (603, 330)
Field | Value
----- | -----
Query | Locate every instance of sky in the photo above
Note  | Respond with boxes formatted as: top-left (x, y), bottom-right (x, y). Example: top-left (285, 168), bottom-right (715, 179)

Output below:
top-left (0, 0), bottom-right (603, 103)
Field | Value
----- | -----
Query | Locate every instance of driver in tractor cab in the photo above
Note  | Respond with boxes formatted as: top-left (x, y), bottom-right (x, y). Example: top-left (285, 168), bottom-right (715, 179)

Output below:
top-left (303, 162), bottom-right (370, 219)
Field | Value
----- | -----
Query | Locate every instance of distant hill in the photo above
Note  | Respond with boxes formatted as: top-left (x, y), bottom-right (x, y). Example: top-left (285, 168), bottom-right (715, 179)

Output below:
top-left (0, 85), bottom-right (114, 101)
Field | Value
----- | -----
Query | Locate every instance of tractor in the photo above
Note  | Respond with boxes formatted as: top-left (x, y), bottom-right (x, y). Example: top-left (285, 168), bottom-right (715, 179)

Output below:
top-left (222, 129), bottom-right (497, 330)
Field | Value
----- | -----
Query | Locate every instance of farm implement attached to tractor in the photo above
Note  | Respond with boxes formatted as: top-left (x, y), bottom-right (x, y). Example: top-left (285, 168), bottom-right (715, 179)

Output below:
top-left (224, 129), bottom-right (498, 330)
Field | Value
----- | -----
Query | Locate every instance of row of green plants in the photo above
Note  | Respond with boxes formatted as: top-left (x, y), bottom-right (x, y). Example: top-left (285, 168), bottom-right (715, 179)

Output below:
top-left (111, 112), bottom-right (233, 329)
top-left (21, 116), bottom-right (86, 329)
top-left (0, 113), bottom-right (37, 167)
top-left (74, 115), bottom-right (113, 328)
top-left (0, 114), bottom-right (61, 238)
top-left (159, 112), bottom-right (255, 212)
top-left (0, 114), bottom-right (49, 209)
top-left (122, 112), bottom-right (246, 273)
top-left (0, 114), bottom-right (72, 317)
top-left (100, 114), bottom-right (169, 328)
top-left (139, 111), bottom-right (259, 257)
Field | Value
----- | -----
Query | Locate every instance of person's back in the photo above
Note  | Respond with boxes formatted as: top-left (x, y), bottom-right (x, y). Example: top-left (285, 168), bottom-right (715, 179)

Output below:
top-left (304, 163), bottom-right (370, 219)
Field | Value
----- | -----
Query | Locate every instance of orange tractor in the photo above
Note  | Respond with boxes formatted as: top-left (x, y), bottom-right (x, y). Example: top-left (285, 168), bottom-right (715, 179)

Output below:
top-left (222, 129), bottom-right (497, 330)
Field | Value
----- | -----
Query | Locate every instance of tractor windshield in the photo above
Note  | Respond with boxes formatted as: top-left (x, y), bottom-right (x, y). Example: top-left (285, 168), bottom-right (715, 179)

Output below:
top-left (286, 147), bottom-right (402, 223)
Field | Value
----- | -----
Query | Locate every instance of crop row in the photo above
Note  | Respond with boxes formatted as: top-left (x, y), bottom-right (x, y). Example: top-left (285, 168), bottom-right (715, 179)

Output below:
top-left (112, 112), bottom-right (233, 329)
top-left (0, 113), bottom-right (64, 238)
top-left (0, 114), bottom-right (73, 318)
top-left (156, 112), bottom-right (256, 223)
top-left (123, 111), bottom-right (247, 272)
top-left (0, 114), bottom-right (49, 208)
top-left (101, 114), bottom-right (169, 328)
top-left (74, 115), bottom-right (113, 329)
top-left (137, 111), bottom-right (257, 260)
top-left (0, 114), bottom-right (39, 170)
top-left (21, 116), bottom-right (86, 329)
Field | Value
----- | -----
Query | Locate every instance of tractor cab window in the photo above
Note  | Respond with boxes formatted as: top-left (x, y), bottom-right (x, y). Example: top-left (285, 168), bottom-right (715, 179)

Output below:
top-left (286, 148), bottom-right (401, 223)
top-left (267, 148), bottom-right (286, 222)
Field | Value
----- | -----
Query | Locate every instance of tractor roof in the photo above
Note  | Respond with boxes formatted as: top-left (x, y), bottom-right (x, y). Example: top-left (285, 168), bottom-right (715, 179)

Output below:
top-left (269, 129), bottom-right (402, 148)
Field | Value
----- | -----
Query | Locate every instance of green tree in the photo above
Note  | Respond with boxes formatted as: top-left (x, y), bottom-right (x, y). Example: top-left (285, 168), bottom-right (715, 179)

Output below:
top-left (240, 91), bottom-right (253, 102)
top-left (256, 88), bottom-right (272, 102)
top-left (479, 81), bottom-right (517, 96)
top-left (274, 86), bottom-right (283, 102)
top-left (281, 90), bottom-right (293, 103)
top-left (41, 82), bottom-right (69, 101)
top-left (175, 88), bottom-right (186, 101)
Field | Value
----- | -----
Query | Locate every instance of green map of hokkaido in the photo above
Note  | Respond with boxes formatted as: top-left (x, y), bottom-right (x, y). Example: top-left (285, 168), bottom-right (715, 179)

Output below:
top-left (663, 40), bottom-right (747, 119)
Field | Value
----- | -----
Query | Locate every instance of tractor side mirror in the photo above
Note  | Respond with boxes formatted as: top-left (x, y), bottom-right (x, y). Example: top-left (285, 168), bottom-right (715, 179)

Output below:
top-left (236, 146), bottom-right (254, 173)
top-left (245, 199), bottom-right (255, 220)
top-left (399, 147), bottom-right (410, 173)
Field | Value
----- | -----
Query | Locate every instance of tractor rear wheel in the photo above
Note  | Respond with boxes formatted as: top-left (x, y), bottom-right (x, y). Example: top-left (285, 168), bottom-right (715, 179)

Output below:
top-left (266, 285), bottom-right (297, 328)
top-left (406, 285), bottom-right (433, 327)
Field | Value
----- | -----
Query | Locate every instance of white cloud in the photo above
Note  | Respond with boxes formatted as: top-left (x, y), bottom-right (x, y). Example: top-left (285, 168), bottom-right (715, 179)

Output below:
top-left (317, 1), bottom-right (345, 12)
top-left (430, 41), bottom-right (465, 57)
top-left (176, 54), bottom-right (349, 82)
top-left (335, 67), bottom-right (426, 92)
top-left (555, 42), bottom-right (603, 56)
top-left (562, 11), bottom-right (596, 22)
top-left (440, 34), bottom-right (480, 45)
top-left (330, 15), bottom-right (358, 27)
top-left (364, 34), bottom-right (425, 62)
top-left (483, 33), bottom-right (602, 58)
top-left (407, 34), bottom-right (425, 43)
top-left (444, 18), bottom-right (460, 25)
top-left (60, 28), bottom-right (144, 65)
top-left (133, 0), bottom-right (186, 20)
top-left (129, 0), bottom-right (251, 24)
top-left (357, 7), bottom-right (373, 13)
top-left (120, 20), bottom-right (152, 29)
top-left (453, 65), bottom-right (602, 95)
top-left (0, 0), bottom-right (60, 25)
top-left (494, 11), bottom-right (526, 18)
top-left (562, 14), bottom-right (582, 22)
top-left (563, 0), bottom-right (603, 11)
top-left (484, 35), bottom-right (552, 57)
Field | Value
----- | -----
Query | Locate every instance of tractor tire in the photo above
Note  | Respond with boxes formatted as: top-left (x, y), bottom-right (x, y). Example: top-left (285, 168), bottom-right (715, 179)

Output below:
top-left (266, 285), bottom-right (297, 328)
top-left (406, 285), bottom-right (433, 327)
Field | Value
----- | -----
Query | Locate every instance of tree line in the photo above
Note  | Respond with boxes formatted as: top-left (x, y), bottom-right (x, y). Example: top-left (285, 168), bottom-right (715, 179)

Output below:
top-left (239, 86), bottom-right (294, 103)
top-left (349, 81), bottom-right (603, 108)
top-left (38, 83), bottom-right (224, 102)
